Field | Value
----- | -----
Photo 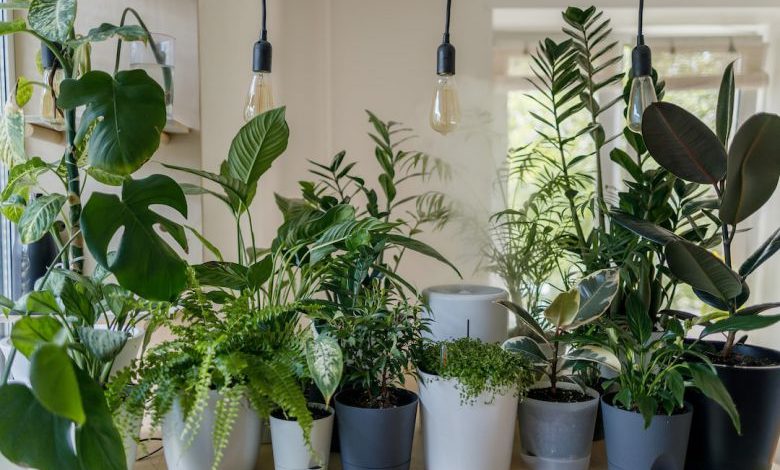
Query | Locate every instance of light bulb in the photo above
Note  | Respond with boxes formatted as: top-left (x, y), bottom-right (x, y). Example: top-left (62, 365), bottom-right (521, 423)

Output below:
top-left (244, 72), bottom-right (274, 122)
top-left (627, 75), bottom-right (657, 134)
top-left (430, 75), bottom-right (460, 135)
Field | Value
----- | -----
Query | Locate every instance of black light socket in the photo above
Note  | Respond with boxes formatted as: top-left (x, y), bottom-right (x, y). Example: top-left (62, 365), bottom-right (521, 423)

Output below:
top-left (252, 39), bottom-right (272, 73)
top-left (437, 41), bottom-right (456, 76)
top-left (631, 43), bottom-right (652, 77)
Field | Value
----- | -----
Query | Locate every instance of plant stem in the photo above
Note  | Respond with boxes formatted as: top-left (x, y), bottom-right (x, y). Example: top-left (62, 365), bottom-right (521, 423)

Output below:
top-left (63, 106), bottom-right (83, 273)
top-left (551, 336), bottom-right (560, 395)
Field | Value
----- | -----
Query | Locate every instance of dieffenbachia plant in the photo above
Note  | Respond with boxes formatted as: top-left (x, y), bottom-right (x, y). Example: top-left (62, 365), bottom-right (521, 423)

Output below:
top-left (500, 268), bottom-right (619, 395)
top-left (611, 63), bottom-right (780, 357)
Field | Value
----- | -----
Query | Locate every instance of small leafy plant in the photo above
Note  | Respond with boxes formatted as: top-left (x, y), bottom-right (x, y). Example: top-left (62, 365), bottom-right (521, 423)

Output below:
top-left (500, 268), bottom-right (619, 397)
top-left (612, 63), bottom-right (780, 359)
top-left (418, 337), bottom-right (535, 404)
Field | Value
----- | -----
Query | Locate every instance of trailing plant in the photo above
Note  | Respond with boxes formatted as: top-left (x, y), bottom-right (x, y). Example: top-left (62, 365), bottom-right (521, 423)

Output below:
top-left (501, 268), bottom-right (619, 396)
top-left (278, 112), bottom-right (460, 409)
top-left (575, 303), bottom-right (739, 431)
top-left (612, 63), bottom-right (780, 358)
top-left (417, 337), bottom-right (535, 405)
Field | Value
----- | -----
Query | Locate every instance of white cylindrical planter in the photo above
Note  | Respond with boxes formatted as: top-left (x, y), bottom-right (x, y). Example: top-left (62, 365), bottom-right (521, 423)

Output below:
top-left (109, 327), bottom-right (145, 376)
top-left (270, 403), bottom-right (334, 470)
top-left (162, 390), bottom-right (262, 470)
top-left (422, 285), bottom-right (509, 344)
top-left (418, 371), bottom-right (518, 470)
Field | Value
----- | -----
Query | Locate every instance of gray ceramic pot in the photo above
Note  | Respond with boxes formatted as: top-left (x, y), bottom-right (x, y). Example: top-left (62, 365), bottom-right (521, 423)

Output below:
top-left (602, 395), bottom-right (692, 470)
top-left (334, 388), bottom-right (418, 470)
top-left (518, 383), bottom-right (599, 470)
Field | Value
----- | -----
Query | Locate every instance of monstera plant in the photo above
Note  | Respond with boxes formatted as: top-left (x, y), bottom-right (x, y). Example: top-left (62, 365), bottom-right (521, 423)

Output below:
top-left (0, 2), bottom-right (201, 469)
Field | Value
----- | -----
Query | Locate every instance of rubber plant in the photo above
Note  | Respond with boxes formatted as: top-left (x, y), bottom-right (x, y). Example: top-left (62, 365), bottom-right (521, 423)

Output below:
top-left (611, 63), bottom-right (780, 358)
top-left (501, 268), bottom-right (619, 394)
top-left (0, 2), bottom-right (198, 469)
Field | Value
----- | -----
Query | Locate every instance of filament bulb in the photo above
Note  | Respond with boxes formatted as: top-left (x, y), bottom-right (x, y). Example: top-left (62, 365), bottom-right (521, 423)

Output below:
top-left (244, 72), bottom-right (274, 122)
top-left (627, 75), bottom-right (657, 133)
top-left (430, 75), bottom-right (460, 135)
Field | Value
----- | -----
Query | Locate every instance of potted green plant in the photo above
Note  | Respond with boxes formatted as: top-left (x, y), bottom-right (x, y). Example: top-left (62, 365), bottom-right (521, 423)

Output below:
top-left (500, 268), bottom-right (619, 470)
top-left (416, 337), bottom-right (534, 470)
top-left (0, 3), bottom-right (190, 469)
top-left (612, 61), bottom-right (780, 468)
top-left (576, 303), bottom-right (739, 470)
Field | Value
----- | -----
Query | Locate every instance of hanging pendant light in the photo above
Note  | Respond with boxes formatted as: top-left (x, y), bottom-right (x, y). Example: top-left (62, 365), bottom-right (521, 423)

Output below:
top-left (627, 0), bottom-right (657, 134)
top-left (430, 0), bottom-right (460, 135)
top-left (244, 0), bottom-right (274, 122)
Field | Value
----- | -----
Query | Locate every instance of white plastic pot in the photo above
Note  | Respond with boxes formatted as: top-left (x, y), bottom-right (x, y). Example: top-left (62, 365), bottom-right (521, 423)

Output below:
top-left (418, 371), bottom-right (518, 470)
top-left (270, 403), bottom-right (334, 470)
top-left (422, 285), bottom-right (509, 344)
top-left (162, 389), bottom-right (262, 470)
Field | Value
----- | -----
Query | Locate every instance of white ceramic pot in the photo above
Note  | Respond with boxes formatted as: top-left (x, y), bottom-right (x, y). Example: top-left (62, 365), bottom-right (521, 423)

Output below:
top-left (422, 285), bottom-right (509, 344)
top-left (418, 371), bottom-right (518, 470)
top-left (270, 403), bottom-right (334, 470)
top-left (107, 326), bottom-right (145, 376)
top-left (162, 389), bottom-right (262, 470)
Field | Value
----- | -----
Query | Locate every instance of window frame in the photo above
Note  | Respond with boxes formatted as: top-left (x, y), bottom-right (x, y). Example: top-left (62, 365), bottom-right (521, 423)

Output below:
top-left (0, 3), bottom-right (17, 299)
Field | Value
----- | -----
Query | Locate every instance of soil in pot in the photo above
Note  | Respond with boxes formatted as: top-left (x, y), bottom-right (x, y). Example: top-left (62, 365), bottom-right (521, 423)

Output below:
top-left (685, 342), bottom-right (780, 470)
top-left (602, 394), bottom-right (692, 470)
top-left (518, 383), bottom-right (599, 470)
top-left (335, 388), bottom-right (418, 470)
top-left (270, 403), bottom-right (334, 470)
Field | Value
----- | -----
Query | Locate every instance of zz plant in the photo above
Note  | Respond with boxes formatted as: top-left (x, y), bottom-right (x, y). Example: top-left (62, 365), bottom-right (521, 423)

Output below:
top-left (612, 63), bottom-right (780, 358)
top-left (501, 269), bottom-right (619, 395)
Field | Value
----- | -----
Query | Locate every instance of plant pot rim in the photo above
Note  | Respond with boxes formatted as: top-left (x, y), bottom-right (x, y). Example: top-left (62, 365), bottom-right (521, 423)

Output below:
top-left (418, 369), bottom-right (518, 393)
top-left (688, 340), bottom-right (780, 371)
top-left (270, 402), bottom-right (334, 422)
top-left (523, 381), bottom-right (599, 406)
top-left (334, 387), bottom-right (418, 411)
top-left (601, 392), bottom-right (692, 417)
top-left (422, 284), bottom-right (507, 301)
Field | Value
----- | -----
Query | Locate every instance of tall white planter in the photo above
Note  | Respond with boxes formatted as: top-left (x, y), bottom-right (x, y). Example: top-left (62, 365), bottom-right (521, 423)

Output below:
top-left (162, 389), bottom-right (262, 470)
top-left (422, 285), bottom-right (508, 344)
top-left (418, 371), bottom-right (518, 470)
top-left (270, 403), bottom-right (334, 470)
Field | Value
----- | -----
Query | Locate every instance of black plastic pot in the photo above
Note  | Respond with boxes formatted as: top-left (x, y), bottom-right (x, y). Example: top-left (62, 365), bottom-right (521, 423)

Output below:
top-left (602, 394), bottom-right (692, 470)
top-left (334, 388), bottom-right (418, 470)
top-left (685, 342), bottom-right (780, 470)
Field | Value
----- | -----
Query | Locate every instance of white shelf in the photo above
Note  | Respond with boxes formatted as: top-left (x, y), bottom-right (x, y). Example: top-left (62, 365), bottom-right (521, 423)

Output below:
top-left (26, 116), bottom-right (191, 144)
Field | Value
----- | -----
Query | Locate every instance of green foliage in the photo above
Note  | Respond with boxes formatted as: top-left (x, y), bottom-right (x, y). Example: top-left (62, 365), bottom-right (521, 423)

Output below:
top-left (18, 193), bottom-right (65, 244)
top-left (69, 23), bottom-right (148, 46)
top-left (0, 98), bottom-right (26, 167)
top-left (28, 0), bottom-right (76, 42)
top-left (30, 344), bottom-right (85, 425)
top-left (81, 175), bottom-right (189, 301)
top-left (58, 70), bottom-right (167, 176)
top-left (418, 338), bottom-right (535, 404)
top-left (306, 333), bottom-right (343, 408)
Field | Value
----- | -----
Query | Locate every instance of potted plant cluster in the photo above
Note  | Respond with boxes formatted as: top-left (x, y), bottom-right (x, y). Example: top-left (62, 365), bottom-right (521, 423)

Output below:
top-left (576, 304), bottom-right (739, 470)
top-left (500, 268), bottom-right (619, 470)
top-left (417, 337), bottom-right (535, 470)
top-left (613, 62), bottom-right (780, 469)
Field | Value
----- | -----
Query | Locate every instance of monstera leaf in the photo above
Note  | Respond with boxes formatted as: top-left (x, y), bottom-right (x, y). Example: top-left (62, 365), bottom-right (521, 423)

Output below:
top-left (642, 102), bottom-right (727, 184)
top-left (225, 107), bottom-right (289, 206)
top-left (719, 113), bottom-right (780, 224)
top-left (81, 175), bottom-right (188, 301)
top-left (58, 70), bottom-right (166, 176)
top-left (27, 0), bottom-right (75, 42)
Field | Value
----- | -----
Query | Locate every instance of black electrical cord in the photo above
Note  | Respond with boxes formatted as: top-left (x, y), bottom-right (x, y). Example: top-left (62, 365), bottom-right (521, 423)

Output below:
top-left (443, 0), bottom-right (452, 43)
top-left (261, 0), bottom-right (268, 40)
top-left (135, 437), bottom-right (163, 462)
top-left (637, 0), bottom-right (644, 45)
top-left (437, 0), bottom-right (456, 75)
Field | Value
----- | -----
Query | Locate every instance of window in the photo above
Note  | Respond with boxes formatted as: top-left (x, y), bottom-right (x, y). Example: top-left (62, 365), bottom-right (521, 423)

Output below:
top-left (0, 3), bottom-right (15, 299)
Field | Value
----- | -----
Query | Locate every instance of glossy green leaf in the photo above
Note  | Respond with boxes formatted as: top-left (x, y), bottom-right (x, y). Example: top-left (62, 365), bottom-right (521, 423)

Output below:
top-left (247, 256), bottom-right (273, 289)
top-left (0, 194), bottom-right (25, 223)
top-left (384, 234), bottom-right (461, 277)
top-left (609, 211), bottom-right (678, 245)
top-left (163, 163), bottom-right (248, 212)
top-left (688, 363), bottom-right (740, 433)
top-left (77, 327), bottom-right (128, 363)
top-left (1, 157), bottom-right (49, 202)
top-left (664, 240), bottom-right (742, 301)
top-left (81, 175), bottom-right (188, 301)
top-left (0, 99), bottom-right (26, 167)
top-left (0, 18), bottom-right (27, 35)
top-left (497, 300), bottom-right (548, 343)
top-left (58, 70), bottom-right (166, 175)
top-left (0, 384), bottom-right (80, 470)
top-left (565, 346), bottom-right (620, 372)
top-left (15, 77), bottom-right (33, 107)
top-left (544, 288), bottom-right (580, 328)
top-left (740, 228), bottom-right (780, 277)
top-left (702, 314), bottom-right (780, 336)
top-left (193, 261), bottom-right (248, 290)
top-left (572, 268), bottom-right (619, 328)
top-left (225, 107), bottom-right (289, 205)
top-left (737, 302), bottom-right (780, 316)
top-left (86, 166), bottom-right (126, 186)
top-left (69, 22), bottom-right (147, 46)
top-left (716, 62), bottom-right (735, 145)
top-left (502, 336), bottom-right (548, 364)
top-left (306, 333), bottom-right (343, 407)
top-left (642, 102), bottom-right (727, 184)
top-left (21, 289), bottom-right (61, 315)
top-left (74, 367), bottom-right (127, 470)
top-left (10, 316), bottom-right (63, 358)
top-left (18, 194), bottom-right (65, 244)
top-left (27, 0), bottom-right (75, 42)
top-left (30, 344), bottom-right (85, 425)
top-left (720, 114), bottom-right (780, 224)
